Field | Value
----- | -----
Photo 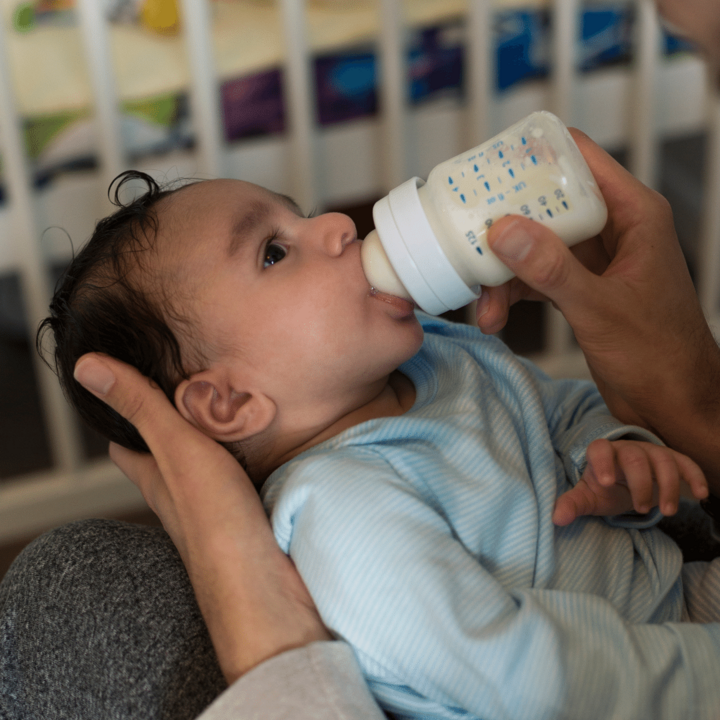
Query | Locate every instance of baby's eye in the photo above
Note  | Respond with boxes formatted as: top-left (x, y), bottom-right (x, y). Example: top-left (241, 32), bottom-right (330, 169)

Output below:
top-left (263, 241), bottom-right (287, 268)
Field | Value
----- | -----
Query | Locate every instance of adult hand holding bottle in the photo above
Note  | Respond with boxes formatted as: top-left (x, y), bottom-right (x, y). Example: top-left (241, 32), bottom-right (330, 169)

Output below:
top-left (476, 130), bottom-right (720, 492)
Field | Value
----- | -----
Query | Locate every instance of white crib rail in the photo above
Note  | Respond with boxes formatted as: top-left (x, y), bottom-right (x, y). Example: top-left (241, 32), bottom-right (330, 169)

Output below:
top-left (0, 13), bottom-right (83, 473)
top-left (0, 0), bottom-right (718, 543)
top-left (378, 0), bottom-right (408, 193)
top-left (279, 0), bottom-right (319, 211)
top-left (630, 0), bottom-right (661, 188)
top-left (77, 0), bottom-right (125, 195)
top-left (179, 0), bottom-right (224, 178)
top-left (465, 0), bottom-right (492, 148)
top-left (543, 0), bottom-right (578, 358)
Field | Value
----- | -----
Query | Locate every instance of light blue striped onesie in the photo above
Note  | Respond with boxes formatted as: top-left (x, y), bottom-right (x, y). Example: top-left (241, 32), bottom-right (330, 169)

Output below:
top-left (263, 313), bottom-right (720, 720)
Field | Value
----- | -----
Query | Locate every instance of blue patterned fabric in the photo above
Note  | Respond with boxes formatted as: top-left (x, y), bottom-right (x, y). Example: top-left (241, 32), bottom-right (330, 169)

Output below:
top-left (263, 313), bottom-right (720, 720)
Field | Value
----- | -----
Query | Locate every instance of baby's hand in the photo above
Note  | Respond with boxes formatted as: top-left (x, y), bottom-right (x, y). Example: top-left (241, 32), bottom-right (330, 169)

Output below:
top-left (552, 438), bottom-right (708, 527)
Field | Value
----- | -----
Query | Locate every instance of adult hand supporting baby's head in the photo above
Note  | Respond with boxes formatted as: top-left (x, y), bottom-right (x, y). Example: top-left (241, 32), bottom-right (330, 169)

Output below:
top-left (74, 353), bottom-right (331, 682)
top-left (73, 352), bottom-right (244, 560)
top-left (477, 129), bottom-right (720, 492)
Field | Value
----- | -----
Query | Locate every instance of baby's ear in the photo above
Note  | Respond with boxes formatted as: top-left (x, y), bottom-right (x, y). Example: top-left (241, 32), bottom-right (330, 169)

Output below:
top-left (175, 372), bottom-right (276, 442)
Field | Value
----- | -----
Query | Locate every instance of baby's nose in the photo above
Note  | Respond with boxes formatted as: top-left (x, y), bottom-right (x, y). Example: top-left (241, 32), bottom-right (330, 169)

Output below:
top-left (322, 213), bottom-right (357, 255)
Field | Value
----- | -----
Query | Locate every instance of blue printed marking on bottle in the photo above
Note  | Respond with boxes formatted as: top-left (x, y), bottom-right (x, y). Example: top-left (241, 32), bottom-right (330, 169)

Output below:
top-left (442, 123), bottom-right (577, 238)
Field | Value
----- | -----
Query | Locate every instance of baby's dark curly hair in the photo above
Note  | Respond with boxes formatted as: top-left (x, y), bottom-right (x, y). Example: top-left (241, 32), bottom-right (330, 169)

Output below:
top-left (37, 170), bottom-right (201, 454)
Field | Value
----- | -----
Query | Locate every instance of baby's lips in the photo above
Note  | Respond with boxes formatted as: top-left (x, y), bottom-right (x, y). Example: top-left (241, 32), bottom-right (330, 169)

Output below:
top-left (369, 288), bottom-right (417, 316)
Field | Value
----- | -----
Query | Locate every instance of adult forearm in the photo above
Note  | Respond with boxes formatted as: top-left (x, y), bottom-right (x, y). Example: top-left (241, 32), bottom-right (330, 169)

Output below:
top-left (183, 525), bottom-right (331, 684)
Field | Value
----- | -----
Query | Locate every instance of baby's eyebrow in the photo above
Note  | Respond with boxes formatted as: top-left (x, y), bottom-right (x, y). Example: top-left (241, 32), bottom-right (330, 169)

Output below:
top-left (227, 201), bottom-right (273, 257)
top-left (227, 192), bottom-right (303, 258)
top-left (272, 192), bottom-right (304, 217)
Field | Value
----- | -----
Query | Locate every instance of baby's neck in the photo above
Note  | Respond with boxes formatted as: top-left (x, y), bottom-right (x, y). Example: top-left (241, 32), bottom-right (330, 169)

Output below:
top-left (251, 371), bottom-right (415, 481)
top-left (328, 370), bottom-right (416, 431)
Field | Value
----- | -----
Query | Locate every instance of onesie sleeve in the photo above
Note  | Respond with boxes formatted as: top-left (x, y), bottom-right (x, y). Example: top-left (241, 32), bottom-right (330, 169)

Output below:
top-left (268, 450), bottom-right (720, 720)
top-left (196, 642), bottom-right (386, 720)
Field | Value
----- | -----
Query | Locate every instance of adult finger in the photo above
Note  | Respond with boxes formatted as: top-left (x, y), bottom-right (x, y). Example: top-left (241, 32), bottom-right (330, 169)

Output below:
top-left (487, 215), bottom-right (606, 325)
top-left (476, 283), bottom-right (510, 333)
top-left (108, 441), bottom-right (168, 513)
top-left (73, 352), bottom-right (214, 467)
top-left (109, 441), bottom-right (161, 488)
top-left (475, 275), bottom-right (552, 333)
top-left (569, 129), bottom-right (654, 236)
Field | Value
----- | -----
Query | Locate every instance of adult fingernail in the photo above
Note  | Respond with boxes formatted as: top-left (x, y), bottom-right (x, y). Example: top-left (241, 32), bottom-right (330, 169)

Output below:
top-left (476, 291), bottom-right (491, 319)
top-left (490, 221), bottom-right (534, 262)
top-left (74, 358), bottom-right (115, 396)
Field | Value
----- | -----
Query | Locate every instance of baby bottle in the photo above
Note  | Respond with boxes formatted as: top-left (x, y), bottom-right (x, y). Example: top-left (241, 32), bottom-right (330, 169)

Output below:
top-left (361, 111), bottom-right (608, 315)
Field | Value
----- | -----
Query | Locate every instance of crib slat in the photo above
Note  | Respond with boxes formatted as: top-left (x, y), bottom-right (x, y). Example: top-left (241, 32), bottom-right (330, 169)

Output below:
top-left (465, 0), bottom-right (493, 147)
top-left (179, 0), bottom-right (225, 178)
top-left (76, 0), bottom-right (126, 196)
top-left (279, 0), bottom-right (318, 212)
top-left (552, 0), bottom-right (578, 125)
top-left (544, 0), bottom-right (580, 356)
top-left (0, 14), bottom-right (83, 472)
top-left (378, 0), bottom-right (407, 191)
top-left (630, 0), bottom-right (660, 188)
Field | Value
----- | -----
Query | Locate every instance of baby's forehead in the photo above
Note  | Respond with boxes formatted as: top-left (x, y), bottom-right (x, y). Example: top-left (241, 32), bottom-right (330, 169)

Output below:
top-left (150, 178), bottom-right (300, 267)
top-left (164, 178), bottom-right (300, 217)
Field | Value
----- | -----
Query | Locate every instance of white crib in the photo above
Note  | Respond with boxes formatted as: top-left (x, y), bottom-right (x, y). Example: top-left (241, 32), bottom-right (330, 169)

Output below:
top-left (0, 0), bottom-right (718, 544)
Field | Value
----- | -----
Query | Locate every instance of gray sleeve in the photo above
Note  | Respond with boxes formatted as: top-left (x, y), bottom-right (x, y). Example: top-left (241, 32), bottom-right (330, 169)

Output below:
top-left (197, 642), bottom-right (386, 720)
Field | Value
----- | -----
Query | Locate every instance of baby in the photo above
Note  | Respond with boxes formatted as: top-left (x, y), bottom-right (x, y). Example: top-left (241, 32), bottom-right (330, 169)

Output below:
top-left (41, 171), bottom-right (720, 720)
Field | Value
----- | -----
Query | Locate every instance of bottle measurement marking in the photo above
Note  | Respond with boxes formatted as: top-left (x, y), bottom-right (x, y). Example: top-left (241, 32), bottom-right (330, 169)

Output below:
top-left (448, 136), bottom-right (570, 237)
top-left (450, 140), bottom-right (545, 204)
top-left (447, 136), bottom-right (570, 227)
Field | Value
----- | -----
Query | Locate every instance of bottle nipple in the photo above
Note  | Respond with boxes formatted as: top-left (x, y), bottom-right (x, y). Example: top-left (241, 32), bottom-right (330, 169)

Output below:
top-left (361, 230), bottom-right (412, 301)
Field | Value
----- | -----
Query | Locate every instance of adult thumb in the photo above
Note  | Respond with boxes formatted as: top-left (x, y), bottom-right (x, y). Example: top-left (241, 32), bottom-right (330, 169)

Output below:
top-left (73, 352), bottom-right (176, 448)
top-left (487, 216), bottom-right (600, 316)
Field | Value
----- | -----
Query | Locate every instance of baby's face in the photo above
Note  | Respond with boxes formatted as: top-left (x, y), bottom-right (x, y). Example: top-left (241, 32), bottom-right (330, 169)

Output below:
top-left (155, 179), bottom-right (423, 414)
